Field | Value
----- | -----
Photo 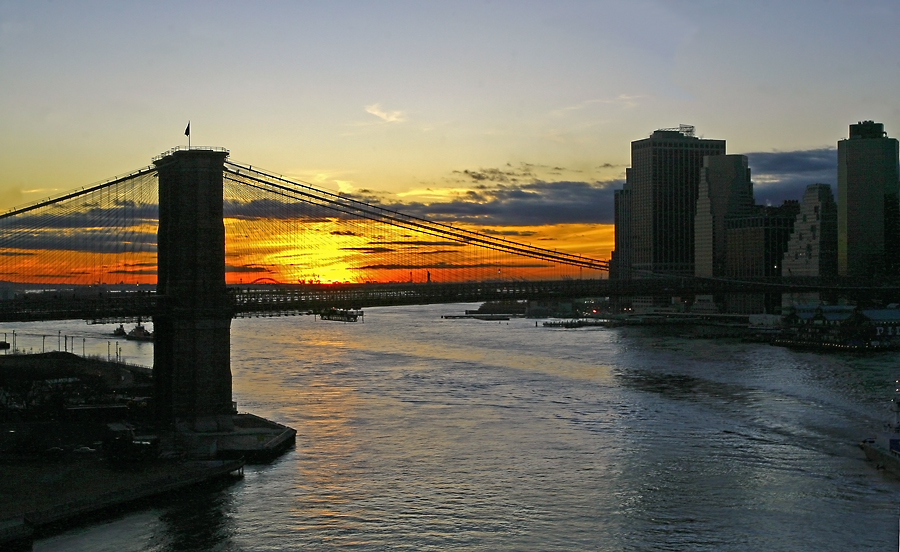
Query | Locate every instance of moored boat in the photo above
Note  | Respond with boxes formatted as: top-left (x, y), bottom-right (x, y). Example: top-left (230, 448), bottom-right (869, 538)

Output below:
top-left (125, 322), bottom-right (154, 342)
top-left (317, 309), bottom-right (363, 322)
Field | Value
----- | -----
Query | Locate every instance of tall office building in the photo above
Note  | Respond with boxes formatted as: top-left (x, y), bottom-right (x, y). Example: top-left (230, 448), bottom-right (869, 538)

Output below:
top-left (781, 184), bottom-right (837, 278)
top-left (611, 177), bottom-right (633, 280)
top-left (837, 121), bottom-right (900, 278)
top-left (694, 155), bottom-right (754, 277)
top-left (613, 125), bottom-right (726, 279)
top-left (725, 202), bottom-right (800, 279)
top-left (724, 201), bottom-right (800, 313)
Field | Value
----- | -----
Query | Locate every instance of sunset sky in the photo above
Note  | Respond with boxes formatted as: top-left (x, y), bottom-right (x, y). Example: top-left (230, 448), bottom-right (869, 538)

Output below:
top-left (1, 0), bottom-right (899, 264)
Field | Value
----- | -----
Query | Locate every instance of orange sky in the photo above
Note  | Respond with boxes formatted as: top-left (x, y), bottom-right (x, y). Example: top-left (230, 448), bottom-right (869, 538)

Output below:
top-left (0, 217), bottom-right (613, 286)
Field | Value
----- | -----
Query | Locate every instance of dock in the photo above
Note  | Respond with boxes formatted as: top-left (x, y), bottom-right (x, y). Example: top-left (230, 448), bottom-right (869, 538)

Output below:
top-left (543, 319), bottom-right (619, 328)
top-left (442, 314), bottom-right (510, 321)
top-left (177, 413), bottom-right (297, 462)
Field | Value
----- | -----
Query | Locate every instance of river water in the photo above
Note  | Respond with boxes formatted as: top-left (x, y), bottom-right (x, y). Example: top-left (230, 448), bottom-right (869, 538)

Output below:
top-left (7, 303), bottom-right (900, 551)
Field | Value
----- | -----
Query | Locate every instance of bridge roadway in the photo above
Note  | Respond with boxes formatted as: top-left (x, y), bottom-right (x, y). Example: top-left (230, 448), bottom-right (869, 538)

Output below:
top-left (2, 277), bottom-right (899, 323)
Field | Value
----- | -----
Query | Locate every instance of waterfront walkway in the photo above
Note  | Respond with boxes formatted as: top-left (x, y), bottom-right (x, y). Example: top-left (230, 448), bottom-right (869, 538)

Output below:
top-left (0, 455), bottom-right (243, 546)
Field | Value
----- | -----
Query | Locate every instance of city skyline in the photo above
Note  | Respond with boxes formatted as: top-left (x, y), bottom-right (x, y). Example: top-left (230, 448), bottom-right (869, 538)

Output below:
top-left (2, 1), bottom-right (899, 262)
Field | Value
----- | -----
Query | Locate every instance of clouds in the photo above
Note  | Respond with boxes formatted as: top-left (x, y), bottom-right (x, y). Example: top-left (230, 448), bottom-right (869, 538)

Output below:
top-left (365, 103), bottom-right (406, 123)
top-left (359, 149), bottom-right (842, 227)
top-left (223, 197), bottom-right (333, 223)
top-left (744, 148), bottom-right (837, 205)
top-left (1, 203), bottom-right (158, 230)
top-left (0, 228), bottom-right (157, 253)
top-left (373, 178), bottom-right (621, 226)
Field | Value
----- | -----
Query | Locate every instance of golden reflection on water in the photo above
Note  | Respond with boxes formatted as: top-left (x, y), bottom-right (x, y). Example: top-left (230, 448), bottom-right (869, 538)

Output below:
top-left (337, 318), bottom-right (616, 383)
top-left (290, 378), bottom-right (363, 522)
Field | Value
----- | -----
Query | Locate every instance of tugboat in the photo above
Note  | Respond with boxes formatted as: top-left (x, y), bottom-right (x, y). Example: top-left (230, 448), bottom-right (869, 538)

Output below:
top-left (112, 324), bottom-right (127, 337)
top-left (859, 382), bottom-right (900, 476)
top-left (125, 321), bottom-right (154, 342)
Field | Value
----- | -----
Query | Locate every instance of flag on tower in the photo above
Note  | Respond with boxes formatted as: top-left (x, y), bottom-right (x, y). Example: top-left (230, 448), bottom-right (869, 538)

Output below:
top-left (184, 122), bottom-right (190, 136)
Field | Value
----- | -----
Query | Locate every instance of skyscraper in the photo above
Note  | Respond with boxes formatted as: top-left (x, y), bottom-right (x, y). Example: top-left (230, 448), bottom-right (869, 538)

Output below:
top-left (837, 121), bottom-right (900, 278)
top-left (694, 154), bottom-right (754, 278)
top-left (782, 184), bottom-right (837, 278)
top-left (611, 177), bottom-right (633, 280)
top-left (724, 201), bottom-right (799, 313)
top-left (613, 125), bottom-right (726, 278)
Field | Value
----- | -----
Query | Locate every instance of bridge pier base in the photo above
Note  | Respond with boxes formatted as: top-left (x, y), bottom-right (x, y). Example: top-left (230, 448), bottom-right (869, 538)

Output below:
top-left (153, 315), bottom-right (234, 431)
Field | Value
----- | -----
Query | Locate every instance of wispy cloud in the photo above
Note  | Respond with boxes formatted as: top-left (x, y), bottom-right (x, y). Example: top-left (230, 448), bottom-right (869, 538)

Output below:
top-left (365, 103), bottom-right (406, 123)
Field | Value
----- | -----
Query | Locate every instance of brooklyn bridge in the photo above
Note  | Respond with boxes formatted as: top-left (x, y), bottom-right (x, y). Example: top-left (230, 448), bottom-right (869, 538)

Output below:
top-left (0, 147), bottom-right (896, 428)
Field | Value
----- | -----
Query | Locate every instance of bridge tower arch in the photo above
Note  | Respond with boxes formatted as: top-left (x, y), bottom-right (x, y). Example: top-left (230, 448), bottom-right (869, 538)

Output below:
top-left (152, 148), bottom-right (233, 431)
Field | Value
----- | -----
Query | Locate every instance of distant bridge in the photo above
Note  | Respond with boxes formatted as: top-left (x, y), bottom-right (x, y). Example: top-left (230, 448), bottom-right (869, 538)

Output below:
top-left (0, 277), bottom-right (896, 324)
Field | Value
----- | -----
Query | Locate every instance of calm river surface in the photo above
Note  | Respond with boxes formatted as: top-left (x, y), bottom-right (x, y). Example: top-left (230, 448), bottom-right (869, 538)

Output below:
top-left (8, 303), bottom-right (900, 551)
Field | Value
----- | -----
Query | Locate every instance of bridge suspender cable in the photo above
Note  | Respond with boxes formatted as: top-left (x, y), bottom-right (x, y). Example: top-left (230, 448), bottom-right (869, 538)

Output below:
top-left (232, 175), bottom-right (602, 271)
top-left (223, 161), bottom-right (608, 271)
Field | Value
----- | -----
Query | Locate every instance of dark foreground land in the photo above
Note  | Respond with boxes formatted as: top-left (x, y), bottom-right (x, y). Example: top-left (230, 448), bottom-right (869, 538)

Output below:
top-left (0, 454), bottom-right (243, 522)
top-left (0, 352), bottom-right (246, 549)
top-left (0, 452), bottom-right (243, 550)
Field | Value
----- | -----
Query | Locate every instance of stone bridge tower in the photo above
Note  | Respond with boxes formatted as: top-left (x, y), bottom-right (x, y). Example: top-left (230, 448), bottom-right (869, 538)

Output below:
top-left (152, 148), bottom-right (233, 431)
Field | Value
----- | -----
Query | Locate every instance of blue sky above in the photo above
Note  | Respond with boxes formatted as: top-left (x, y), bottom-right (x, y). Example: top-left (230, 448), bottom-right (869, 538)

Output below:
top-left (0, 0), bottom-right (898, 232)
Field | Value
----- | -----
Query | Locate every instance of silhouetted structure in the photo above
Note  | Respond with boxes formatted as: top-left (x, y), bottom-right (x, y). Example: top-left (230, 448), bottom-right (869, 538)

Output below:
top-left (781, 184), bottom-right (838, 309)
top-left (782, 184), bottom-right (837, 278)
top-left (153, 148), bottom-right (234, 431)
top-left (694, 154), bottom-right (754, 278)
top-left (724, 201), bottom-right (800, 313)
top-left (837, 121), bottom-right (900, 278)
top-left (611, 181), bottom-right (632, 280)
top-left (613, 125), bottom-right (726, 279)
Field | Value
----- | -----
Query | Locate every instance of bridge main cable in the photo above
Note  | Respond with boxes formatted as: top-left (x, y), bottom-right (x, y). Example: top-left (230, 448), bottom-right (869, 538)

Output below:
top-left (0, 165), bottom-right (159, 220)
